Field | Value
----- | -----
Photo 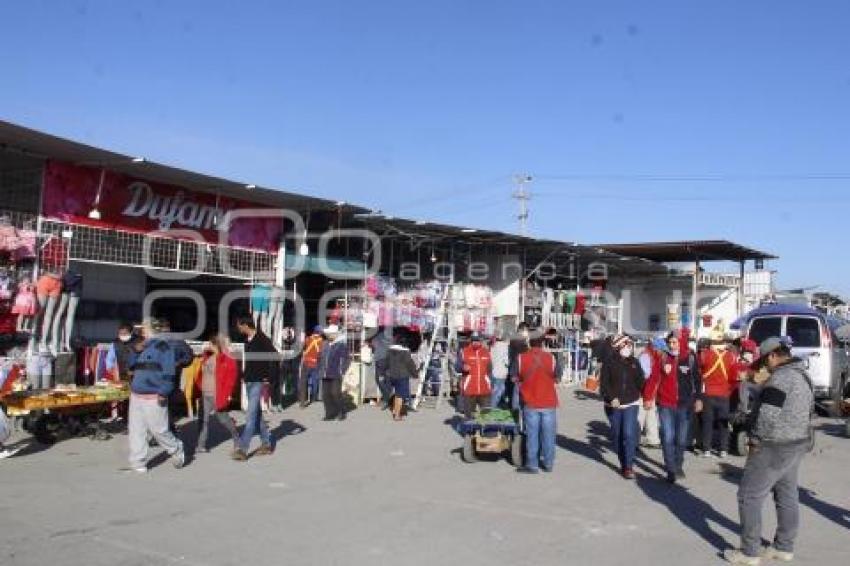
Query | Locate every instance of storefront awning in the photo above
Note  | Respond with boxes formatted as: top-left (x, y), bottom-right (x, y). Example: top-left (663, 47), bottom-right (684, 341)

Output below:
top-left (284, 254), bottom-right (366, 277)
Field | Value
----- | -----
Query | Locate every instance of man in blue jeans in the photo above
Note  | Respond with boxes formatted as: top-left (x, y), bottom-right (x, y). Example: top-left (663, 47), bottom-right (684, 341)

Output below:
top-left (516, 336), bottom-right (560, 474)
top-left (233, 316), bottom-right (278, 461)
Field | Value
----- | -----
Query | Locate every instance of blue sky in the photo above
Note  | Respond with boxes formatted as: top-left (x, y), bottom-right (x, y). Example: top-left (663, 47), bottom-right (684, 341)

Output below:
top-left (2, 1), bottom-right (849, 295)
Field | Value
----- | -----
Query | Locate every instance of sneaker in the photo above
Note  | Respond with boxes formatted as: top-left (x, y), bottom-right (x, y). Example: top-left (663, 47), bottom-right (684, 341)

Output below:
top-left (700, 450), bottom-right (715, 458)
top-left (256, 444), bottom-right (274, 456)
top-left (516, 466), bottom-right (540, 475)
top-left (172, 451), bottom-right (185, 469)
top-left (0, 448), bottom-right (20, 460)
top-left (723, 549), bottom-right (761, 565)
top-left (196, 447), bottom-right (209, 454)
top-left (231, 449), bottom-right (248, 462)
top-left (541, 466), bottom-right (553, 473)
top-left (760, 547), bottom-right (794, 562)
top-left (622, 469), bottom-right (636, 480)
top-left (718, 451), bottom-right (728, 459)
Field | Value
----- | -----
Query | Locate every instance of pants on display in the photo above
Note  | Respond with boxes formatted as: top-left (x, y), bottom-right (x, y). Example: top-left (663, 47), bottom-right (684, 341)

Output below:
top-left (128, 394), bottom-right (184, 469)
top-left (196, 395), bottom-right (240, 451)
top-left (523, 407), bottom-right (556, 471)
top-left (700, 396), bottom-right (731, 453)
top-left (463, 395), bottom-right (490, 419)
top-left (658, 406), bottom-right (691, 476)
top-left (51, 293), bottom-right (79, 353)
top-left (638, 403), bottom-right (661, 446)
top-left (605, 405), bottom-right (639, 472)
top-left (322, 379), bottom-right (345, 420)
top-left (738, 441), bottom-right (808, 558)
top-left (37, 295), bottom-right (57, 349)
top-left (239, 382), bottom-right (272, 452)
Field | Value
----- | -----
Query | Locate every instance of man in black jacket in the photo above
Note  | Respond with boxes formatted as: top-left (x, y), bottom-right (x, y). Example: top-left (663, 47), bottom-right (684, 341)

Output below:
top-left (234, 316), bottom-right (279, 461)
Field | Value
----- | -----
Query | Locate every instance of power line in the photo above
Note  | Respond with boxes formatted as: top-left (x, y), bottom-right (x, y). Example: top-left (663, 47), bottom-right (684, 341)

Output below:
top-left (534, 173), bottom-right (850, 182)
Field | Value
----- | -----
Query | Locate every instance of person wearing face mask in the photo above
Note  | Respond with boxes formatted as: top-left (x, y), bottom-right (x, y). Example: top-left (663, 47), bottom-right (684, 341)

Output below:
top-left (643, 328), bottom-right (701, 483)
top-left (106, 323), bottom-right (141, 382)
top-left (598, 334), bottom-right (645, 479)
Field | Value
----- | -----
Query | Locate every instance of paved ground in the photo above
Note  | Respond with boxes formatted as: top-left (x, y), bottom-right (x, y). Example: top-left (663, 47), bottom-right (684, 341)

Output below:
top-left (1, 389), bottom-right (848, 566)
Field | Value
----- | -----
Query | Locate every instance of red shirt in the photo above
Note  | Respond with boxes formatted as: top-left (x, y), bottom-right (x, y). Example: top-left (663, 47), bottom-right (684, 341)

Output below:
top-left (517, 347), bottom-right (559, 409)
top-left (460, 343), bottom-right (492, 396)
top-left (699, 348), bottom-right (738, 398)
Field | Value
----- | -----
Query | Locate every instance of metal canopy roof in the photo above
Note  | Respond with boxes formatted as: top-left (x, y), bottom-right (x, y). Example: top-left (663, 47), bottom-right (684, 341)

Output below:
top-left (350, 215), bottom-right (671, 277)
top-left (0, 120), bottom-right (366, 215)
top-left (594, 240), bottom-right (777, 263)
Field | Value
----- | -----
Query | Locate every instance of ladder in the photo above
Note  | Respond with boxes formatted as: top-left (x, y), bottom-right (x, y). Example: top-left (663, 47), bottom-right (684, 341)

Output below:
top-left (413, 283), bottom-right (454, 410)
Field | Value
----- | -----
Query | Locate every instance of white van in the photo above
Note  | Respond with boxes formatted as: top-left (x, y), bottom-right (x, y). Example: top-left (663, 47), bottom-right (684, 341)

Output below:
top-left (742, 305), bottom-right (850, 401)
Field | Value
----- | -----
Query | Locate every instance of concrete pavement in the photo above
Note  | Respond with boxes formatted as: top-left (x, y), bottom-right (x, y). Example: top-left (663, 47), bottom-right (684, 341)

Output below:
top-left (1, 388), bottom-right (848, 566)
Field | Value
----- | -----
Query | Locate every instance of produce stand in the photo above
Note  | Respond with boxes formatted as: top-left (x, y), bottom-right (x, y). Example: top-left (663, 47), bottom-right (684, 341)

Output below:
top-left (458, 409), bottom-right (523, 466)
top-left (1, 384), bottom-right (129, 444)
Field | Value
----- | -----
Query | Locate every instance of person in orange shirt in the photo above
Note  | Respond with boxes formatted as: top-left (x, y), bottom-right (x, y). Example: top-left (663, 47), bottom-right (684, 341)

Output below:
top-left (299, 326), bottom-right (324, 408)
top-left (698, 341), bottom-right (738, 458)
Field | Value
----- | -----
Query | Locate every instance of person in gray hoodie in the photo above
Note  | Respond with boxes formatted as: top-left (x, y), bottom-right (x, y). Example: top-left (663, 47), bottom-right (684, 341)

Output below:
top-left (725, 337), bottom-right (814, 566)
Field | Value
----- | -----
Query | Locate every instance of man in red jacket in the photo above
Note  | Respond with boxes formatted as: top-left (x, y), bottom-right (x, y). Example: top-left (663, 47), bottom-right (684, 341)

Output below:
top-left (516, 335), bottom-right (560, 474)
top-left (698, 342), bottom-right (738, 458)
top-left (456, 334), bottom-right (493, 419)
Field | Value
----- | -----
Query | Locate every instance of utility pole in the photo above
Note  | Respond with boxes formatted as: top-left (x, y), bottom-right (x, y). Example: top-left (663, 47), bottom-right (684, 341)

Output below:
top-left (512, 174), bottom-right (532, 236)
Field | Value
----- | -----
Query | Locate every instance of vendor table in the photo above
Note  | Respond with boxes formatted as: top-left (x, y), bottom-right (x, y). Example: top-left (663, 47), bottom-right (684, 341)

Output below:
top-left (1, 384), bottom-right (129, 444)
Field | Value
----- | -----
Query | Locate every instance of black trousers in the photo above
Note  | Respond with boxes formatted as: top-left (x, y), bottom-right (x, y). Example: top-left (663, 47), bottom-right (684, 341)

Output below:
top-left (322, 379), bottom-right (345, 419)
top-left (463, 395), bottom-right (491, 419)
top-left (701, 396), bottom-right (731, 453)
top-left (269, 368), bottom-right (282, 408)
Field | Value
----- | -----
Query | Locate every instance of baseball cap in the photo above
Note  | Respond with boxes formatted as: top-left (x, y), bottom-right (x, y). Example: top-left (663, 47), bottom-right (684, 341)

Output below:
top-left (750, 336), bottom-right (792, 370)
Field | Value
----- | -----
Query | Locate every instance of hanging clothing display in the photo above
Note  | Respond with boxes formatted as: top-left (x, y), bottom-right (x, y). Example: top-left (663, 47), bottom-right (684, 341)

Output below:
top-left (250, 283), bottom-right (271, 313)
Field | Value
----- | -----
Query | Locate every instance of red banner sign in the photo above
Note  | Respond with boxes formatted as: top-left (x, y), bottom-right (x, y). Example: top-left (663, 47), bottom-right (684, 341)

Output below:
top-left (43, 160), bottom-right (283, 252)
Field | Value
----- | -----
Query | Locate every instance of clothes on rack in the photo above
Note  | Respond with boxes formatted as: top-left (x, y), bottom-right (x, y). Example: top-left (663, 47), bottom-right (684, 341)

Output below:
top-left (11, 279), bottom-right (37, 315)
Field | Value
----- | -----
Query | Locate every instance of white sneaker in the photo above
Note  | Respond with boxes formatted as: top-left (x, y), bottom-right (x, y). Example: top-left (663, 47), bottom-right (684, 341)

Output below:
top-left (724, 549), bottom-right (761, 565)
top-left (172, 451), bottom-right (186, 469)
top-left (0, 448), bottom-right (20, 460)
top-left (701, 450), bottom-right (715, 458)
top-left (718, 451), bottom-right (728, 459)
top-left (760, 547), bottom-right (794, 562)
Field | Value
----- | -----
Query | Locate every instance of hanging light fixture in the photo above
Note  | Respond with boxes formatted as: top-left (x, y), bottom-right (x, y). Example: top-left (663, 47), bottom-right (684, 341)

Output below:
top-left (430, 243), bottom-right (437, 263)
top-left (88, 168), bottom-right (106, 220)
top-left (299, 209), bottom-right (310, 256)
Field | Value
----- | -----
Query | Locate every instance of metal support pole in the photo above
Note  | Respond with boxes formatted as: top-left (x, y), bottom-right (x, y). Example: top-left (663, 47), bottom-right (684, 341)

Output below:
top-left (738, 260), bottom-right (746, 317)
top-left (691, 258), bottom-right (700, 334)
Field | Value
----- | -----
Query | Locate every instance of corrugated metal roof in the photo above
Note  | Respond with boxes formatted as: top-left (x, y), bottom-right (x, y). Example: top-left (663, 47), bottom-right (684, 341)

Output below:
top-left (594, 240), bottom-right (776, 262)
top-left (0, 119), bottom-right (367, 214)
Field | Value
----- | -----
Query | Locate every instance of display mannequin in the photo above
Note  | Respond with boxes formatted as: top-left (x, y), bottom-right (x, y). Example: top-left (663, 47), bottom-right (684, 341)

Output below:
top-left (36, 271), bottom-right (63, 351)
top-left (250, 282), bottom-right (272, 335)
top-left (52, 269), bottom-right (83, 352)
top-left (268, 286), bottom-right (284, 344)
